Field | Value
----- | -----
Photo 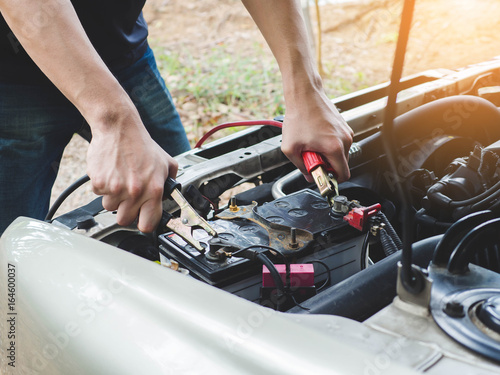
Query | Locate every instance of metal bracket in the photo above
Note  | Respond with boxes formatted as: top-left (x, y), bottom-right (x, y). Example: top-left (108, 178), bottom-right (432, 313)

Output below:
top-left (216, 202), bottom-right (314, 255)
top-left (396, 262), bottom-right (433, 308)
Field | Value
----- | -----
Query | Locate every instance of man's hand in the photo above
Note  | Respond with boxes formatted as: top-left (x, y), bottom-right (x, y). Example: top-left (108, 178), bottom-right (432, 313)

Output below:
top-left (242, 0), bottom-right (353, 182)
top-left (281, 85), bottom-right (353, 183)
top-left (1, 0), bottom-right (176, 232)
top-left (87, 112), bottom-right (177, 233)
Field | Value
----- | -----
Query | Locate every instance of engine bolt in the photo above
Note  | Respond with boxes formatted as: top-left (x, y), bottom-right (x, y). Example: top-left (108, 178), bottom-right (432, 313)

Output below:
top-left (229, 196), bottom-right (239, 212)
top-left (444, 300), bottom-right (465, 318)
top-left (289, 227), bottom-right (298, 249)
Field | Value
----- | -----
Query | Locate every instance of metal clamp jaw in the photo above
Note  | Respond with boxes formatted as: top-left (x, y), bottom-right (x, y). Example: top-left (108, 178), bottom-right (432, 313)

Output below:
top-left (302, 151), bottom-right (339, 205)
top-left (163, 177), bottom-right (217, 253)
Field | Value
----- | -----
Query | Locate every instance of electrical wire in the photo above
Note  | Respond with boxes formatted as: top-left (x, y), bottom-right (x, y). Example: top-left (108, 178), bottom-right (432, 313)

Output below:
top-left (231, 244), bottom-right (291, 287)
top-left (306, 260), bottom-right (331, 292)
top-left (290, 294), bottom-right (310, 311)
top-left (286, 260), bottom-right (331, 311)
top-left (45, 174), bottom-right (91, 221)
top-left (201, 194), bottom-right (219, 212)
top-left (379, 227), bottom-right (398, 256)
top-left (255, 252), bottom-right (285, 290)
top-left (361, 231), bottom-right (371, 267)
top-left (466, 184), bottom-right (500, 210)
top-left (432, 210), bottom-right (494, 267)
top-left (445, 180), bottom-right (500, 207)
top-left (231, 244), bottom-right (297, 310)
top-left (376, 212), bottom-right (402, 250)
top-left (194, 120), bottom-right (283, 148)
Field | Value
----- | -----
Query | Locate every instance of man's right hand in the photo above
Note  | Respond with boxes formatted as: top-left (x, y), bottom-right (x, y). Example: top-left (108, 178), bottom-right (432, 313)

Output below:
top-left (0, 0), bottom-right (177, 232)
top-left (86, 108), bottom-right (177, 233)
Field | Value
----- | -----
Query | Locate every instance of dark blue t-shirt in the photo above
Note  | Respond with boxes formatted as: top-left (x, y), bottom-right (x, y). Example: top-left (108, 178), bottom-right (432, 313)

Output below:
top-left (0, 0), bottom-right (148, 84)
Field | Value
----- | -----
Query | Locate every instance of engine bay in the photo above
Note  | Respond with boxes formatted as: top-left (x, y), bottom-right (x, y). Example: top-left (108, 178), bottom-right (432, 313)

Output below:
top-left (43, 57), bottom-right (500, 369)
top-left (3, 0), bottom-right (500, 370)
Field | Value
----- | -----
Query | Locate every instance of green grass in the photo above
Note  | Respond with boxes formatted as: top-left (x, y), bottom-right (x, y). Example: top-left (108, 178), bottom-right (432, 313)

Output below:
top-left (154, 43), bottom-right (363, 144)
top-left (155, 44), bottom-right (285, 142)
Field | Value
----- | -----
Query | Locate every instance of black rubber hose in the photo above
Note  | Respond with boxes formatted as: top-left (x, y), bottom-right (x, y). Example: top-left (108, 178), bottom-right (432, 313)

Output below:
top-left (427, 179), bottom-right (500, 208)
top-left (45, 174), bottom-right (91, 221)
top-left (448, 218), bottom-right (500, 274)
top-left (432, 210), bottom-right (495, 267)
top-left (288, 235), bottom-right (440, 321)
top-left (352, 96), bottom-right (500, 171)
top-left (377, 212), bottom-right (402, 250)
top-left (451, 180), bottom-right (500, 207)
top-left (469, 187), bottom-right (500, 210)
top-left (379, 227), bottom-right (398, 256)
top-left (486, 198), bottom-right (500, 213)
top-left (414, 209), bottom-right (451, 229)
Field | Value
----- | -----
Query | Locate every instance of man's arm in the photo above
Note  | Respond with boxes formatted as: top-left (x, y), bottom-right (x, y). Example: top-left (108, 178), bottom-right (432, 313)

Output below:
top-left (241, 0), bottom-right (353, 182)
top-left (0, 0), bottom-right (174, 232)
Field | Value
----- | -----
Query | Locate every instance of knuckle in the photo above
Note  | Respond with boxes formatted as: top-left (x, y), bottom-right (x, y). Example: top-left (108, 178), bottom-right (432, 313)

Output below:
top-left (102, 197), bottom-right (118, 212)
top-left (150, 183), bottom-right (164, 200)
top-left (138, 221), bottom-right (155, 233)
top-left (116, 210), bottom-right (137, 227)
top-left (116, 217), bottom-right (132, 227)
top-left (91, 177), bottom-right (106, 193)
top-left (169, 158), bottom-right (178, 170)
top-left (137, 201), bottom-right (161, 233)
top-left (329, 140), bottom-right (345, 156)
top-left (127, 182), bottom-right (144, 200)
top-left (109, 179), bottom-right (123, 195)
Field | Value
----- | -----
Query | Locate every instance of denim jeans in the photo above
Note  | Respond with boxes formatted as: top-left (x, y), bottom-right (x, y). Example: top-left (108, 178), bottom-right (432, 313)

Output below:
top-left (0, 45), bottom-right (190, 234)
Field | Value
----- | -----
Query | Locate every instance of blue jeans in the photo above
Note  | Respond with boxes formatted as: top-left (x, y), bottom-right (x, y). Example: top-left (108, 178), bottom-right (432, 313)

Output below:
top-left (0, 46), bottom-right (190, 234)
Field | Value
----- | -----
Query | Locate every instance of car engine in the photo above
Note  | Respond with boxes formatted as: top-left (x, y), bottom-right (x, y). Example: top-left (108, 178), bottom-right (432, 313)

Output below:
top-left (40, 55), bottom-right (500, 371)
top-left (3, 49), bottom-right (500, 373)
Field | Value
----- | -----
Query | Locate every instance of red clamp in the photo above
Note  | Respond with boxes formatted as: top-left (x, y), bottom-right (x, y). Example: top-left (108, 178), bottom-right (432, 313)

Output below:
top-left (343, 203), bottom-right (382, 231)
top-left (302, 151), bottom-right (336, 174)
top-left (302, 151), bottom-right (339, 200)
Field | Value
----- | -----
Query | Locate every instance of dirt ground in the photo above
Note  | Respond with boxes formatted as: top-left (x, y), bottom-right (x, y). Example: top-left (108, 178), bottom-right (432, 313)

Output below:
top-left (50, 0), bottom-right (500, 215)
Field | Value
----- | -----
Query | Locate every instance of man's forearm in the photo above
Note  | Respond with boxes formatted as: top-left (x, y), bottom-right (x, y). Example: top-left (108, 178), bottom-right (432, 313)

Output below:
top-left (242, 0), bottom-right (354, 182)
top-left (0, 0), bottom-right (135, 128)
top-left (241, 0), bottom-right (322, 103)
top-left (1, 0), bottom-right (177, 233)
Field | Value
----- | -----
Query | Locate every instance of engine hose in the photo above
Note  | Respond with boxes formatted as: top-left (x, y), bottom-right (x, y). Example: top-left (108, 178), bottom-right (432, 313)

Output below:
top-left (453, 177), bottom-right (500, 207)
top-left (379, 227), bottom-right (399, 256)
top-left (414, 209), bottom-right (452, 228)
top-left (426, 179), bottom-right (500, 209)
top-left (469, 186), bottom-right (500, 210)
top-left (432, 210), bottom-right (495, 267)
top-left (486, 198), bottom-right (500, 213)
top-left (377, 212), bottom-right (402, 250)
top-left (447, 217), bottom-right (500, 274)
top-left (45, 174), bottom-right (91, 221)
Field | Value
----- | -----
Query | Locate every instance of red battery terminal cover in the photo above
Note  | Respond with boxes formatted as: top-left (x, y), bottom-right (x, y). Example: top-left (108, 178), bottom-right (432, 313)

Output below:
top-left (343, 203), bottom-right (382, 231)
top-left (262, 264), bottom-right (315, 288)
